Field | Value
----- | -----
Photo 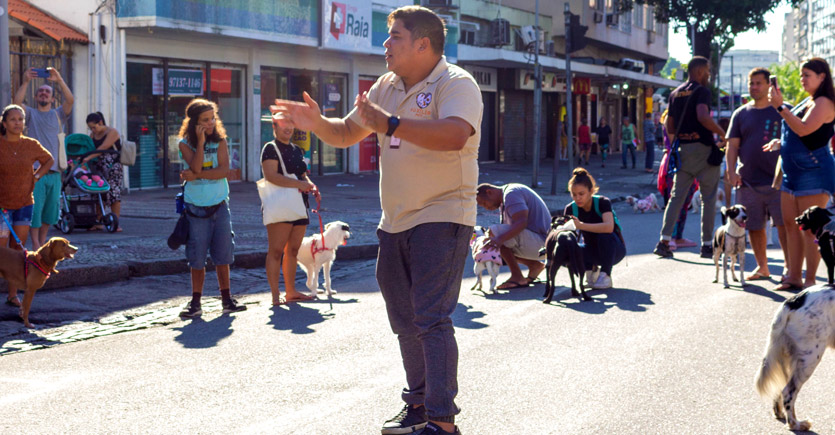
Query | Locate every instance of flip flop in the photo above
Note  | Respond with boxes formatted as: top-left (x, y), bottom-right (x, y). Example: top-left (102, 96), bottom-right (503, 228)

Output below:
top-left (285, 293), bottom-right (315, 303)
top-left (746, 273), bottom-right (771, 281)
top-left (5, 296), bottom-right (21, 307)
top-left (774, 282), bottom-right (802, 291)
top-left (496, 279), bottom-right (530, 290)
top-left (272, 297), bottom-right (287, 306)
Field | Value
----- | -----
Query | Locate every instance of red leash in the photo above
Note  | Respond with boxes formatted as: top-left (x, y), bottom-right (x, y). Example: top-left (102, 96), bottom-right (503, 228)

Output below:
top-left (309, 187), bottom-right (330, 259)
top-left (1, 208), bottom-right (50, 278)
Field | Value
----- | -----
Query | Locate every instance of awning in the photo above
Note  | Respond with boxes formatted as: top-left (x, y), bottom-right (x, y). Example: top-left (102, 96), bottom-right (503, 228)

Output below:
top-left (8, 0), bottom-right (89, 44)
top-left (458, 45), bottom-right (680, 89)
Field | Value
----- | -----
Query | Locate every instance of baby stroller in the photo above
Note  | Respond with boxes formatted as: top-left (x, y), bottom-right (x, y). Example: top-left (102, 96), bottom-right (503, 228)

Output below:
top-left (55, 133), bottom-right (120, 233)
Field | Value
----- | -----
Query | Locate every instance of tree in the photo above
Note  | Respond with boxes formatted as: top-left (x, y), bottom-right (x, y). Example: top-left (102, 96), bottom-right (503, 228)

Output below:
top-left (770, 61), bottom-right (808, 105)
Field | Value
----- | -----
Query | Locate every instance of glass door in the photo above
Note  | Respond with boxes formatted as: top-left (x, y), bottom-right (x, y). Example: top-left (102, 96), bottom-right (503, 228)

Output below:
top-left (319, 74), bottom-right (347, 173)
top-left (126, 61), bottom-right (164, 189)
top-left (165, 63), bottom-right (205, 186)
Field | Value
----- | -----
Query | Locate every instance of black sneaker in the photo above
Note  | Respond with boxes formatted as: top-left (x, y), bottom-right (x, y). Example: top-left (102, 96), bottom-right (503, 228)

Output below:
top-left (653, 241), bottom-right (674, 258)
top-left (222, 298), bottom-right (247, 313)
top-left (415, 422), bottom-right (461, 435)
top-left (179, 301), bottom-right (202, 318)
top-left (700, 245), bottom-right (714, 259)
top-left (382, 404), bottom-right (428, 434)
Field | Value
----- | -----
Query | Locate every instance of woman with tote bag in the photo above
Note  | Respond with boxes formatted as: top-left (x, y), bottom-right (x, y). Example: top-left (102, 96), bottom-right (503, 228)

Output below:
top-left (260, 120), bottom-right (319, 305)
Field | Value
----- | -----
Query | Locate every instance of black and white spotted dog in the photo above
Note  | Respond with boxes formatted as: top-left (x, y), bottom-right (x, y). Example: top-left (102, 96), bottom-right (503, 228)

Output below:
top-left (796, 205), bottom-right (835, 285)
top-left (712, 205), bottom-right (748, 288)
top-left (541, 215), bottom-right (590, 304)
top-left (755, 285), bottom-right (835, 431)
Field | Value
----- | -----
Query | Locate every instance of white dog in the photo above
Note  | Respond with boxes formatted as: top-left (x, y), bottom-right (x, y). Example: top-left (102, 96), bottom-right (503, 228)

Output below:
top-left (470, 226), bottom-right (502, 294)
top-left (625, 193), bottom-right (661, 213)
top-left (690, 188), bottom-right (726, 213)
top-left (297, 221), bottom-right (350, 297)
top-left (712, 205), bottom-right (747, 288)
top-left (755, 285), bottom-right (835, 431)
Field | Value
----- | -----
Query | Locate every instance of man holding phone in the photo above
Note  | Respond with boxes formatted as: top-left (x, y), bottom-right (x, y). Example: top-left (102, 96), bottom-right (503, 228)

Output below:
top-left (13, 67), bottom-right (74, 251)
top-left (726, 68), bottom-right (788, 281)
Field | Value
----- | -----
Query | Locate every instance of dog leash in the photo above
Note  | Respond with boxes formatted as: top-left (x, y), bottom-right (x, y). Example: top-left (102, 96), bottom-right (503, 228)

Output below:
top-left (308, 187), bottom-right (330, 259)
top-left (0, 209), bottom-right (51, 278)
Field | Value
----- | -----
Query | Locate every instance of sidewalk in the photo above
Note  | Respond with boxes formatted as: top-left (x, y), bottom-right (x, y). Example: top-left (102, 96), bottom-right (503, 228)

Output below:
top-left (23, 149), bottom-right (664, 290)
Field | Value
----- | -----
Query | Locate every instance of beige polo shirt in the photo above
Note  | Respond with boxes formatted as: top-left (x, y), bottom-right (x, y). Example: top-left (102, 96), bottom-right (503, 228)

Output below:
top-left (348, 56), bottom-right (483, 233)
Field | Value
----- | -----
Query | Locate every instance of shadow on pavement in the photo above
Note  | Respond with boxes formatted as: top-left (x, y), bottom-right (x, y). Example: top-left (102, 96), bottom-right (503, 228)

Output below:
top-left (737, 284), bottom-right (787, 302)
top-left (452, 303), bottom-right (488, 329)
top-left (477, 284), bottom-right (543, 302)
top-left (173, 315), bottom-right (235, 348)
top-left (268, 303), bottom-right (335, 334)
top-left (548, 287), bottom-right (654, 314)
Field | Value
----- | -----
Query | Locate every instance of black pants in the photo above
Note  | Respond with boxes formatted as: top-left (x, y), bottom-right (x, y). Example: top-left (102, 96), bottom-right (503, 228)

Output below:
top-left (582, 232), bottom-right (626, 275)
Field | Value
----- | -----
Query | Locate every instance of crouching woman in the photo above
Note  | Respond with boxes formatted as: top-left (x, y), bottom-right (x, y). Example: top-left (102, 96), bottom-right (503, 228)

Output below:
top-left (563, 168), bottom-right (626, 289)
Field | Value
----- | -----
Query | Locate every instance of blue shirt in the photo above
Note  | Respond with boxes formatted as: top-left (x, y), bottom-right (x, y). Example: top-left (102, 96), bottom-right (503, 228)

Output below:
top-left (181, 139), bottom-right (229, 206)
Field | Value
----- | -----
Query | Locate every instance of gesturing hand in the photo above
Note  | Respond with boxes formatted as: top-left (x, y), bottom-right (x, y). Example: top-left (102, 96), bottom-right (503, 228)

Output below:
top-left (271, 92), bottom-right (322, 131)
top-left (355, 91), bottom-right (391, 133)
top-left (763, 138), bottom-right (781, 152)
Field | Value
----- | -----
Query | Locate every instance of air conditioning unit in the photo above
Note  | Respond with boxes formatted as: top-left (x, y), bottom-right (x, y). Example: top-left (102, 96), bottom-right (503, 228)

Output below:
top-left (546, 40), bottom-right (555, 56)
top-left (423, 0), bottom-right (454, 8)
top-left (520, 25), bottom-right (537, 47)
top-left (490, 18), bottom-right (510, 46)
top-left (593, 11), bottom-right (603, 23)
top-left (606, 13), bottom-right (619, 26)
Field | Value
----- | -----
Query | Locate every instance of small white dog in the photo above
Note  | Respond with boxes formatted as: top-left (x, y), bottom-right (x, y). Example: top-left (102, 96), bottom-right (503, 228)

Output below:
top-left (712, 205), bottom-right (747, 288)
top-left (690, 188), bottom-right (726, 213)
top-left (625, 193), bottom-right (661, 213)
top-left (470, 226), bottom-right (502, 294)
top-left (297, 221), bottom-right (350, 297)
top-left (755, 285), bottom-right (835, 431)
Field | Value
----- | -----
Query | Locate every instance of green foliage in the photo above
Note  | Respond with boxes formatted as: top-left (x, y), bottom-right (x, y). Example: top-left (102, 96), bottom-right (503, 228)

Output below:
top-left (660, 57), bottom-right (682, 80)
top-left (770, 61), bottom-right (808, 105)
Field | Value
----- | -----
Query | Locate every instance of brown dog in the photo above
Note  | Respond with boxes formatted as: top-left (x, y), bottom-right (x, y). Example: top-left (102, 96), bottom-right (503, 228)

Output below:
top-left (0, 237), bottom-right (78, 328)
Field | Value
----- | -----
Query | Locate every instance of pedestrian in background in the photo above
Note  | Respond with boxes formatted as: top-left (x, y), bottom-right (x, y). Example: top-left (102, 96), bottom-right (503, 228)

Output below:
top-left (643, 112), bottom-right (657, 173)
top-left (12, 67), bottom-right (74, 250)
top-left (475, 182), bottom-right (550, 290)
top-left (563, 167), bottom-right (625, 289)
top-left (261, 121), bottom-right (317, 305)
top-left (578, 118), bottom-right (591, 166)
top-left (272, 6), bottom-right (479, 434)
top-left (83, 112), bottom-right (124, 232)
top-left (620, 116), bottom-right (637, 169)
top-left (596, 117), bottom-right (611, 168)
top-left (654, 56), bottom-right (726, 259)
top-left (0, 105), bottom-right (53, 308)
top-left (176, 98), bottom-right (246, 318)
top-left (656, 109), bottom-right (698, 251)
top-left (765, 57), bottom-right (835, 289)
top-left (726, 67), bottom-right (788, 284)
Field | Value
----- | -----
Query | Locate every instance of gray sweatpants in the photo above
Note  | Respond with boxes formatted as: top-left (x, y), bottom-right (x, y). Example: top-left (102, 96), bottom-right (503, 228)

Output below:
top-left (660, 142), bottom-right (721, 244)
top-left (376, 222), bottom-right (472, 423)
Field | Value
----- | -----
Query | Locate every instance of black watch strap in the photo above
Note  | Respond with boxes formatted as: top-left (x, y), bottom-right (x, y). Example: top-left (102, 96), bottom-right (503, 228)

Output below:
top-left (386, 116), bottom-right (400, 136)
top-left (777, 105), bottom-right (784, 112)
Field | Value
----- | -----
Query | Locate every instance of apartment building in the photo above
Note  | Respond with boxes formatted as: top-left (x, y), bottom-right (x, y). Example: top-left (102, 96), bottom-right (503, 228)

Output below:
top-left (718, 49), bottom-right (779, 93)
top-left (783, 11), bottom-right (797, 62)
top-left (786, 0), bottom-right (835, 66)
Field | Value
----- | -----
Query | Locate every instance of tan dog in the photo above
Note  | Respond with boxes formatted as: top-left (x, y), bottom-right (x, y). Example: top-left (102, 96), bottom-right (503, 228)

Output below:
top-left (0, 237), bottom-right (78, 328)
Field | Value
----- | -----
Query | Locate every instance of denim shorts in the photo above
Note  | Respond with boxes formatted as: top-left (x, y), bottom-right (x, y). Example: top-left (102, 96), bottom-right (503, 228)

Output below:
top-left (185, 201), bottom-right (234, 269)
top-left (0, 205), bottom-right (34, 238)
top-left (780, 147), bottom-right (835, 197)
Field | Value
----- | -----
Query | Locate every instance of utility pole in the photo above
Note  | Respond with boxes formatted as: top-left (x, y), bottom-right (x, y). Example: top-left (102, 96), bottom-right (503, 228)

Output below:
top-left (531, 0), bottom-right (541, 189)
top-left (565, 3), bottom-right (574, 178)
top-left (0, 0), bottom-right (11, 107)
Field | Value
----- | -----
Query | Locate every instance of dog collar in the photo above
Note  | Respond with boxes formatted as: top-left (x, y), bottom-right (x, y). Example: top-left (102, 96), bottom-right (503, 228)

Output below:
top-left (25, 253), bottom-right (51, 279)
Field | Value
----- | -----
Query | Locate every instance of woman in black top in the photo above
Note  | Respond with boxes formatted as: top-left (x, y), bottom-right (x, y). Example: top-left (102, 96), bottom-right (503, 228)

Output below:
top-left (261, 122), bottom-right (319, 305)
top-left (596, 118), bottom-right (612, 168)
top-left (563, 168), bottom-right (625, 289)
top-left (84, 112), bottom-right (124, 231)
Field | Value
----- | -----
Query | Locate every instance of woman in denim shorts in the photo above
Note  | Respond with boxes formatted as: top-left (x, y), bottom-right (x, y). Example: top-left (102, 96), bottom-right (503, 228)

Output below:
top-left (176, 99), bottom-right (246, 317)
top-left (0, 104), bottom-right (53, 307)
top-left (766, 58), bottom-right (835, 290)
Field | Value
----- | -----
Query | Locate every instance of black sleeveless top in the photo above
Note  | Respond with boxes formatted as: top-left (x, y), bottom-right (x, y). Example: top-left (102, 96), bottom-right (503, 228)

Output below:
top-left (92, 134), bottom-right (121, 152)
top-left (797, 98), bottom-right (835, 151)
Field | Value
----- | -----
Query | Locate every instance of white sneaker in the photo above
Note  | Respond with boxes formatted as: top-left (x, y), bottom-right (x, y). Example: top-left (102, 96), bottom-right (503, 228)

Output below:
top-left (592, 272), bottom-right (612, 289)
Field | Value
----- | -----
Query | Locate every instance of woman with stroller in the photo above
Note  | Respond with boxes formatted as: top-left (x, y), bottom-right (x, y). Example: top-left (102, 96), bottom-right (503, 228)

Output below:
top-left (0, 104), bottom-right (53, 307)
top-left (563, 167), bottom-right (626, 290)
top-left (176, 98), bottom-right (245, 317)
top-left (261, 119), bottom-right (318, 305)
top-left (83, 112), bottom-right (123, 231)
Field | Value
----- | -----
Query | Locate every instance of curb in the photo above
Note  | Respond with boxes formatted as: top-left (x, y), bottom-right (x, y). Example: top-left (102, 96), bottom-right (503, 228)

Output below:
top-left (10, 243), bottom-right (379, 292)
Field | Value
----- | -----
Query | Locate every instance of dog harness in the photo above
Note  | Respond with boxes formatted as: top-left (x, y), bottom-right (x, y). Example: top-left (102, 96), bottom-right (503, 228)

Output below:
top-left (1, 209), bottom-right (51, 279)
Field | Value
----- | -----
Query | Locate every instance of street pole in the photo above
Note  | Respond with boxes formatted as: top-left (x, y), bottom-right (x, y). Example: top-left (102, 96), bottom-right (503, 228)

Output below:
top-left (565, 3), bottom-right (574, 175)
top-left (531, 0), bottom-right (541, 189)
top-left (0, 0), bottom-right (11, 107)
top-left (729, 56), bottom-right (734, 114)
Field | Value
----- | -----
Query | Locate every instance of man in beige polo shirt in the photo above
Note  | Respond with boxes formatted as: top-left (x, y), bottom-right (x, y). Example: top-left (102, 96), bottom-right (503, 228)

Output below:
top-left (272, 6), bottom-right (481, 435)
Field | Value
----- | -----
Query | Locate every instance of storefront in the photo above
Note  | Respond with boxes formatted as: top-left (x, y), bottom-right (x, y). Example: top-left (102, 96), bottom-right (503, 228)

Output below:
top-left (463, 65), bottom-right (498, 162)
top-left (125, 58), bottom-right (246, 189)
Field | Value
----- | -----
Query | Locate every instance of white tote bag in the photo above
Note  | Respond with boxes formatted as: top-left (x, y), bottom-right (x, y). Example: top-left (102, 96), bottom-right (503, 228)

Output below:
top-left (257, 142), bottom-right (307, 225)
top-left (54, 111), bottom-right (67, 171)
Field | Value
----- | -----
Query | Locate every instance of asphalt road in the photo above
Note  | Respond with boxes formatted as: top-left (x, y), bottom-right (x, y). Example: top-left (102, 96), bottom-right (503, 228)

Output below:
top-left (2, 208), bottom-right (833, 434)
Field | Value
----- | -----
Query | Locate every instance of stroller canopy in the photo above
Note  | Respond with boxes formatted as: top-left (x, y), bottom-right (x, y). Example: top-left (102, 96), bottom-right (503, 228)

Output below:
top-left (65, 133), bottom-right (95, 157)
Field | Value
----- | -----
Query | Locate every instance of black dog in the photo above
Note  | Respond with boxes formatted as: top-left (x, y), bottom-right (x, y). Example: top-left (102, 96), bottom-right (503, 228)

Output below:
top-left (541, 215), bottom-right (591, 303)
top-left (796, 205), bottom-right (835, 284)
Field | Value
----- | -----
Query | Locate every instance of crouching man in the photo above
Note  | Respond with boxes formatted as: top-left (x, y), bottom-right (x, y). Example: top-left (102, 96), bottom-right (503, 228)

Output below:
top-left (476, 183), bottom-right (551, 289)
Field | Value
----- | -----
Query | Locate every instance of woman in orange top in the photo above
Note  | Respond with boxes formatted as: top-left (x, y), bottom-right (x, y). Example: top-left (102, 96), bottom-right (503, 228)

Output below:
top-left (0, 104), bottom-right (53, 307)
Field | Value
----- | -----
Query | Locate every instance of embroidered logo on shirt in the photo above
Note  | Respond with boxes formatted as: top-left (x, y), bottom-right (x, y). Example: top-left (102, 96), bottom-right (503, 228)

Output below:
top-left (416, 92), bottom-right (432, 109)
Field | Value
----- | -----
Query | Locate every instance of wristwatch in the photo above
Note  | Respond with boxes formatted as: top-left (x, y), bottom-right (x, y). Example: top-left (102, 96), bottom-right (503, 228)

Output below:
top-left (386, 116), bottom-right (400, 137)
top-left (777, 105), bottom-right (785, 113)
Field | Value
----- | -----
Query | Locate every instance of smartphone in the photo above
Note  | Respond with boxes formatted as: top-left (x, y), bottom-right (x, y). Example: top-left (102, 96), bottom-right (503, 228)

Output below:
top-left (770, 75), bottom-right (778, 88)
top-left (33, 68), bottom-right (50, 78)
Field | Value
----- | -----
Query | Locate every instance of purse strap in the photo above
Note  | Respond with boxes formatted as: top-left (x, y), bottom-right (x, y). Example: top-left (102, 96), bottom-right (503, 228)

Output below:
top-left (670, 85), bottom-right (696, 139)
top-left (271, 142), bottom-right (292, 177)
top-left (54, 109), bottom-right (63, 135)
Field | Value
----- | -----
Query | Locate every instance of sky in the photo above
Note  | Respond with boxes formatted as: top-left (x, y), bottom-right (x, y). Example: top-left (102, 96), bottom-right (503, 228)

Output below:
top-left (667, 3), bottom-right (792, 62)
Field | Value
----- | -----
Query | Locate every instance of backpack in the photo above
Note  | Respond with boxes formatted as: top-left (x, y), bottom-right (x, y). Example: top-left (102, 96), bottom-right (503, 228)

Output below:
top-left (570, 195), bottom-right (625, 245)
